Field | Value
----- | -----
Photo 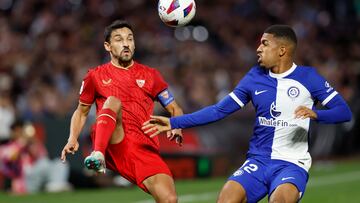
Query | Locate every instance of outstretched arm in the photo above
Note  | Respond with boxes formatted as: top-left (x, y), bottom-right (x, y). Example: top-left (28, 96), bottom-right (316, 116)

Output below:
top-left (143, 95), bottom-right (241, 137)
top-left (61, 103), bottom-right (91, 161)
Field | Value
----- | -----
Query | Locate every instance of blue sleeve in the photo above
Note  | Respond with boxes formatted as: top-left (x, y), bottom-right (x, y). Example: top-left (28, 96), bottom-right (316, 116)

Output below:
top-left (304, 68), bottom-right (352, 123)
top-left (170, 95), bottom-right (241, 129)
top-left (307, 68), bottom-right (337, 105)
top-left (314, 94), bottom-right (352, 124)
top-left (230, 70), bottom-right (253, 108)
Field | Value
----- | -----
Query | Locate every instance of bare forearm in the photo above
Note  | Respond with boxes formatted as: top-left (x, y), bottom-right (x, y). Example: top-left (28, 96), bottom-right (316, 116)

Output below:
top-left (169, 105), bottom-right (183, 117)
top-left (68, 109), bottom-right (88, 141)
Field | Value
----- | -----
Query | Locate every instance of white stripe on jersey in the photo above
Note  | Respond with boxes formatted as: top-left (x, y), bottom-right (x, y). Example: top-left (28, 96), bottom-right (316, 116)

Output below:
top-left (229, 92), bottom-right (244, 107)
top-left (321, 91), bottom-right (338, 106)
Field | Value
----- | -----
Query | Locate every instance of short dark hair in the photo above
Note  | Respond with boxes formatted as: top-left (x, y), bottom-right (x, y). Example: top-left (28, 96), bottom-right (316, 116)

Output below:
top-left (104, 20), bottom-right (133, 42)
top-left (264, 25), bottom-right (297, 45)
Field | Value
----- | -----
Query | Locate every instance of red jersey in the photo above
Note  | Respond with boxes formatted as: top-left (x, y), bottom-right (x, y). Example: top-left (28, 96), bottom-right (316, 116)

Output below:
top-left (79, 61), bottom-right (168, 148)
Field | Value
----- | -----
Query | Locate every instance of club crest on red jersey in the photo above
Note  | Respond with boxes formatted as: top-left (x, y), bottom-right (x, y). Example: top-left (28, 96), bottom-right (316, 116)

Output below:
top-left (136, 79), bottom-right (145, 88)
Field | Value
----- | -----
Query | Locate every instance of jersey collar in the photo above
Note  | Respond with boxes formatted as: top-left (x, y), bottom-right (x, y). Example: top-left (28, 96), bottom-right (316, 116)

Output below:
top-left (110, 61), bottom-right (135, 70)
top-left (269, 63), bottom-right (297, 78)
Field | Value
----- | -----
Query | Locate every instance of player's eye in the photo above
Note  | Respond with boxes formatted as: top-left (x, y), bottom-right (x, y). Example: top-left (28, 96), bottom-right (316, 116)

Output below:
top-left (113, 36), bottom-right (123, 42)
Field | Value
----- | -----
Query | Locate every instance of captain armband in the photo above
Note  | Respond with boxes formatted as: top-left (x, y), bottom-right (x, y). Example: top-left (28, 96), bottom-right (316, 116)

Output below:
top-left (157, 89), bottom-right (175, 107)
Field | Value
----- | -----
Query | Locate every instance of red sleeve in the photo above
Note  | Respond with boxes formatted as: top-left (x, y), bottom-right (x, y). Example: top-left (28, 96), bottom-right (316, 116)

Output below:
top-left (79, 70), bottom-right (95, 105)
top-left (151, 69), bottom-right (168, 98)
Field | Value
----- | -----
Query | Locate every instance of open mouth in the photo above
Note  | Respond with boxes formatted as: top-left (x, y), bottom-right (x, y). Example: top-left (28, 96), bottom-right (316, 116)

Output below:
top-left (122, 49), bottom-right (131, 55)
top-left (257, 54), bottom-right (262, 62)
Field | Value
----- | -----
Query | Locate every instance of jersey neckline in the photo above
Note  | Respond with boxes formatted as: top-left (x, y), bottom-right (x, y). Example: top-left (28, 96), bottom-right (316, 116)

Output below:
top-left (269, 63), bottom-right (297, 78)
top-left (110, 61), bottom-right (136, 70)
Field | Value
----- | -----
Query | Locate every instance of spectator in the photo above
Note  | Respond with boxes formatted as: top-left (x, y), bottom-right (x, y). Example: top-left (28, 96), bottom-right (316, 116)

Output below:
top-left (0, 119), bottom-right (72, 194)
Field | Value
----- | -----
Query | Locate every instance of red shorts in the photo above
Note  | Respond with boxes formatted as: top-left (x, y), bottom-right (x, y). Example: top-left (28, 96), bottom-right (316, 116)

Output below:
top-left (91, 128), bottom-right (172, 192)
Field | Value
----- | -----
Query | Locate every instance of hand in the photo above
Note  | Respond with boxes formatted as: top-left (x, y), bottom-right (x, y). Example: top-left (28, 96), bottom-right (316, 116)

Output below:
top-left (294, 106), bottom-right (317, 120)
top-left (61, 138), bottom-right (79, 162)
top-left (167, 129), bottom-right (183, 146)
top-left (142, 115), bottom-right (172, 138)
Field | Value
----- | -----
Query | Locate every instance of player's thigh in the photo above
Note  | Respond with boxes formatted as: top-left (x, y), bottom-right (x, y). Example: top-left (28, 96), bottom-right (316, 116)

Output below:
top-left (142, 173), bottom-right (177, 202)
top-left (226, 158), bottom-right (268, 203)
top-left (217, 180), bottom-right (246, 203)
top-left (269, 183), bottom-right (299, 203)
top-left (269, 163), bottom-right (308, 202)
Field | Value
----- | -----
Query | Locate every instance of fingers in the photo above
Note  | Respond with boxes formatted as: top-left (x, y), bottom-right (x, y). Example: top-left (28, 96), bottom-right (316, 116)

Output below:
top-left (142, 124), bottom-right (163, 138)
top-left (61, 149), bottom-right (66, 162)
top-left (142, 116), bottom-right (163, 125)
top-left (143, 125), bottom-right (158, 134)
top-left (74, 144), bottom-right (79, 152)
top-left (175, 135), bottom-right (183, 146)
top-left (149, 130), bottom-right (161, 138)
top-left (167, 131), bottom-right (175, 140)
top-left (294, 106), bottom-right (316, 119)
top-left (60, 143), bottom-right (79, 162)
top-left (150, 115), bottom-right (166, 121)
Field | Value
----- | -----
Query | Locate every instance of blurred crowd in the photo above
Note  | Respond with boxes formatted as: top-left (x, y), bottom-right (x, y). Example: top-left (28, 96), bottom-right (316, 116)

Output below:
top-left (0, 0), bottom-right (359, 193)
top-left (0, 0), bottom-right (359, 135)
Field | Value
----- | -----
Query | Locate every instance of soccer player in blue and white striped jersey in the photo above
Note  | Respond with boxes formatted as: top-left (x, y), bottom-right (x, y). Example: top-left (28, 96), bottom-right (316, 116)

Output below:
top-left (142, 25), bottom-right (351, 203)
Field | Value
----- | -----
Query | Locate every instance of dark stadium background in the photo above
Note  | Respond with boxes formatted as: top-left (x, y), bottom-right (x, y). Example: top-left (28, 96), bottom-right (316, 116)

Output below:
top-left (0, 0), bottom-right (359, 202)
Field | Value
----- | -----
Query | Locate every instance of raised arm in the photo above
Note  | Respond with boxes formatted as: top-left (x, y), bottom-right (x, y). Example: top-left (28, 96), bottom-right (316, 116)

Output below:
top-left (61, 103), bottom-right (91, 161)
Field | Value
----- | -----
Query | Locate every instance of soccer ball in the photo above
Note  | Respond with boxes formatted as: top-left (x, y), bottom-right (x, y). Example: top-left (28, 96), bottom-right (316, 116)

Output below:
top-left (158, 0), bottom-right (196, 27)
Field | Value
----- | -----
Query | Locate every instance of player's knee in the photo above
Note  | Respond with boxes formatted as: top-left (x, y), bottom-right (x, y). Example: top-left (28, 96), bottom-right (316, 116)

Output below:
top-left (269, 195), bottom-right (297, 203)
top-left (269, 197), bottom-right (283, 203)
top-left (164, 193), bottom-right (177, 203)
top-left (104, 96), bottom-right (122, 112)
top-left (217, 196), bottom-right (245, 203)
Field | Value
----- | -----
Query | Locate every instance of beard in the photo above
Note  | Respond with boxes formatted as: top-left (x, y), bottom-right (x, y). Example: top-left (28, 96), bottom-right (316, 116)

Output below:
top-left (113, 49), bottom-right (133, 66)
top-left (119, 54), bottom-right (133, 63)
top-left (121, 48), bottom-right (133, 59)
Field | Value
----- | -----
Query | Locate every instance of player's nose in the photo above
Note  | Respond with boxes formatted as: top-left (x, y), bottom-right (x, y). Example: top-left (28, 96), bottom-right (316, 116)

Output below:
top-left (256, 46), bottom-right (262, 54)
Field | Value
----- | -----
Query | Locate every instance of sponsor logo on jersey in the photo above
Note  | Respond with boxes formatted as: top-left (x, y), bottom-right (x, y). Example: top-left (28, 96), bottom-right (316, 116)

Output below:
top-left (325, 81), bottom-right (333, 93)
top-left (258, 101), bottom-right (297, 127)
top-left (102, 79), bottom-right (112, 85)
top-left (136, 79), bottom-right (145, 88)
top-left (255, 90), bottom-right (267, 95)
top-left (270, 102), bottom-right (281, 118)
top-left (287, 86), bottom-right (300, 98)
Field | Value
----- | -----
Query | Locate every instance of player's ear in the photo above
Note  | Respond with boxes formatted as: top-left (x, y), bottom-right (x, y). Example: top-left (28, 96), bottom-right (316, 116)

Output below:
top-left (279, 46), bottom-right (286, 57)
top-left (104, 41), bottom-right (111, 52)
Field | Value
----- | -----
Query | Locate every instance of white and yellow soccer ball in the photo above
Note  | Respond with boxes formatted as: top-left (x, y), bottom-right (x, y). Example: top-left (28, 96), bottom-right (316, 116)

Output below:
top-left (158, 0), bottom-right (196, 27)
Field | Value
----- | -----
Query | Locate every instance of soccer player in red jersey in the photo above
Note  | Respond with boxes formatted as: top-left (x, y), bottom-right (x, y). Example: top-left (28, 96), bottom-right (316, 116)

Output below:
top-left (60, 20), bottom-right (183, 203)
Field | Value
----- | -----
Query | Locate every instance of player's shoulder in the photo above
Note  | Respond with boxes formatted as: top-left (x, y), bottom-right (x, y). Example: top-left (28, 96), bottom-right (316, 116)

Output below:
top-left (134, 61), bottom-right (162, 77)
top-left (293, 65), bottom-right (319, 77)
top-left (87, 63), bottom-right (110, 74)
top-left (247, 65), bottom-right (267, 77)
top-left (134, 61), bottom-right (157, 72)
